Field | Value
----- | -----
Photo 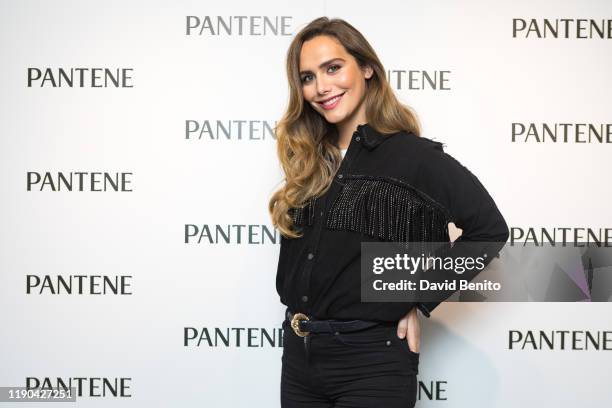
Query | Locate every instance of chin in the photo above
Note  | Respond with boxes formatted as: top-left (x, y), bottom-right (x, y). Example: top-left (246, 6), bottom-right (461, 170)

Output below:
top-left (322, 115), bottom-right (342, 124)
top-left (321, 109), bottom-right (349, 124)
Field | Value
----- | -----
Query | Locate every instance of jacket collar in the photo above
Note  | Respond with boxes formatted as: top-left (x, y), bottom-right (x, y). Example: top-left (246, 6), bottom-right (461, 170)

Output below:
top-left (358, 123), bottom-right (395, 151)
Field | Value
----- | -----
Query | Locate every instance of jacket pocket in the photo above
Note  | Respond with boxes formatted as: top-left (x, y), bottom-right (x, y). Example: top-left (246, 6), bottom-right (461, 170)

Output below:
top-left (325, 174), bottom-right (451, 243)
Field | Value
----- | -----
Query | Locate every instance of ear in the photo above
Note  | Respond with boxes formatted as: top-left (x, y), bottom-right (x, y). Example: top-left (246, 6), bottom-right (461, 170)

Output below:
top-left (362, 64), bottom-right (374, 80)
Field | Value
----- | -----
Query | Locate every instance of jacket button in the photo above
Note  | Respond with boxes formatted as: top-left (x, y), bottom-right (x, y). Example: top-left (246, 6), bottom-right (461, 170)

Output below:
top-left (301, 295), bottom-right (308, 302)
top-left (334, 331), bottom-right (340, 336)
top-left (355, 136), bottom-right (361, 142)
top-left (320, 211), bottom-right (324, 217)
top-left (337, 174), bottom-right (343, 179)
top-left (307, 253), bottom-right (314, 260)
top-left (386, 340), bottom-right (392, 346)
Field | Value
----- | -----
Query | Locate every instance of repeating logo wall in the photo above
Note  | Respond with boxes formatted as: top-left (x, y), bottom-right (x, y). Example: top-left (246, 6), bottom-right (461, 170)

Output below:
top-left (2, 2), bottom-right (611, 407)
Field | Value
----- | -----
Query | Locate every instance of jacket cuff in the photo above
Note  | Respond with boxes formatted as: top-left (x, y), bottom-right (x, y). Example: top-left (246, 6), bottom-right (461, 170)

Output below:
top-left (417, 302), bottom-right (437, 318)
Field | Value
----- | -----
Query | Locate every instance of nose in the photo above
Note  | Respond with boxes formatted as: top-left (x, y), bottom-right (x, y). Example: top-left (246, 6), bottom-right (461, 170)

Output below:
top-left (316, 76), bottom-right (332, 96)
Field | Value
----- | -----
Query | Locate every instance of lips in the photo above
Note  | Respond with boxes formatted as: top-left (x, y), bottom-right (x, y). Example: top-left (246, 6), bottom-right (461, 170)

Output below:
top-left (318, 92), bottom-right (345, 110)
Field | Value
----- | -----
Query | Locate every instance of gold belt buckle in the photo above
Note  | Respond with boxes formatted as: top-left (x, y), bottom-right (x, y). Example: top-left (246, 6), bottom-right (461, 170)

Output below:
top-left (290, 312), bottom-right (310, 337)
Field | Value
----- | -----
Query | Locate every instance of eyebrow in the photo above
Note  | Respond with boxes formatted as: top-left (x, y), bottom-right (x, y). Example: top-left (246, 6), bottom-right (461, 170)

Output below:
top-left (299, 58), bottom-right (345, 76)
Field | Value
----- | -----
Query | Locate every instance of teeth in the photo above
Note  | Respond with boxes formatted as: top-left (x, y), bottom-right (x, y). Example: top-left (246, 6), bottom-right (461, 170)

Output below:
top-left (323, 94), bottom-right (342, 106)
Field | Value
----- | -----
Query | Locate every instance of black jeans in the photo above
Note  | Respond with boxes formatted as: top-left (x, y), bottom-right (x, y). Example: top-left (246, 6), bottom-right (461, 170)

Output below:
top-left (281, 318), bottom-right (419, 407)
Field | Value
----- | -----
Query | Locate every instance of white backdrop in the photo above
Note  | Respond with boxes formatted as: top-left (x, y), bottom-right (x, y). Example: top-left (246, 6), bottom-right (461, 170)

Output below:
top-left (1, 0), bottom-right (611, 406)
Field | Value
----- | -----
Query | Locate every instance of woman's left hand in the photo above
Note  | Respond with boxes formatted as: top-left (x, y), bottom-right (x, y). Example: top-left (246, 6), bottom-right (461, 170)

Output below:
top-left (396, 306), bottom-right (420, 353)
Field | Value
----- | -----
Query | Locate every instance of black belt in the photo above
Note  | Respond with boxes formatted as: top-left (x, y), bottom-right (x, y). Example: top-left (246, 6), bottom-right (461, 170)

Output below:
top-left (285, 309), bottom-right (384, 338)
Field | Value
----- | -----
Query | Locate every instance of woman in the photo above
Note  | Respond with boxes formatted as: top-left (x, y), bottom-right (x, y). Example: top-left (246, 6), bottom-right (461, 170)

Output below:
top-left (268, 17), bottom-right (509, 407)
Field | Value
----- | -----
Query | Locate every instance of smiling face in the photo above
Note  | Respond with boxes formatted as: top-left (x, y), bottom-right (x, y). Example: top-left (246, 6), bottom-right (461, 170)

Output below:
top-left (299, 35), bottom-right (373, 128)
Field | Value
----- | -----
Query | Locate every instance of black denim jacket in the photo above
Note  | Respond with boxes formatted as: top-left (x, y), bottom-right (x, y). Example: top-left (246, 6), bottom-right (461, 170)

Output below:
top-left (275, 123), bottom-right (509, 322)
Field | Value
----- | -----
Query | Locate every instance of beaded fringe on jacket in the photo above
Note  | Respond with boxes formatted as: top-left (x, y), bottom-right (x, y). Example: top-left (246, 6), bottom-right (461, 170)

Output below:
top-left (326, 175), bottom-right (451, 243)
top-left (288, 175), bottom-right (451, 244)
top-left (288, 196), bottom-right (317, 227)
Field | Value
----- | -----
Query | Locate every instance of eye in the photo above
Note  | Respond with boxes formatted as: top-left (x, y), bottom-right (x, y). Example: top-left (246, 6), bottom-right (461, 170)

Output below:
top-left (301, 74), bottom-right (313, 84)
top-left (328, 64), bottom-right (341, 73)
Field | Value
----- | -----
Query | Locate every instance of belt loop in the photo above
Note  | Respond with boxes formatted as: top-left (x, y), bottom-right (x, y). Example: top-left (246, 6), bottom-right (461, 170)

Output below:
top-left (303, 335), bottom-right (310, 364)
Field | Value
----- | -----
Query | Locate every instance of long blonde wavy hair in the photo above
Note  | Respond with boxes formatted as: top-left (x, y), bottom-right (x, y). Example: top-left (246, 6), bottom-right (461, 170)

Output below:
top-left (268, 17), bottom-right (422, 239)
